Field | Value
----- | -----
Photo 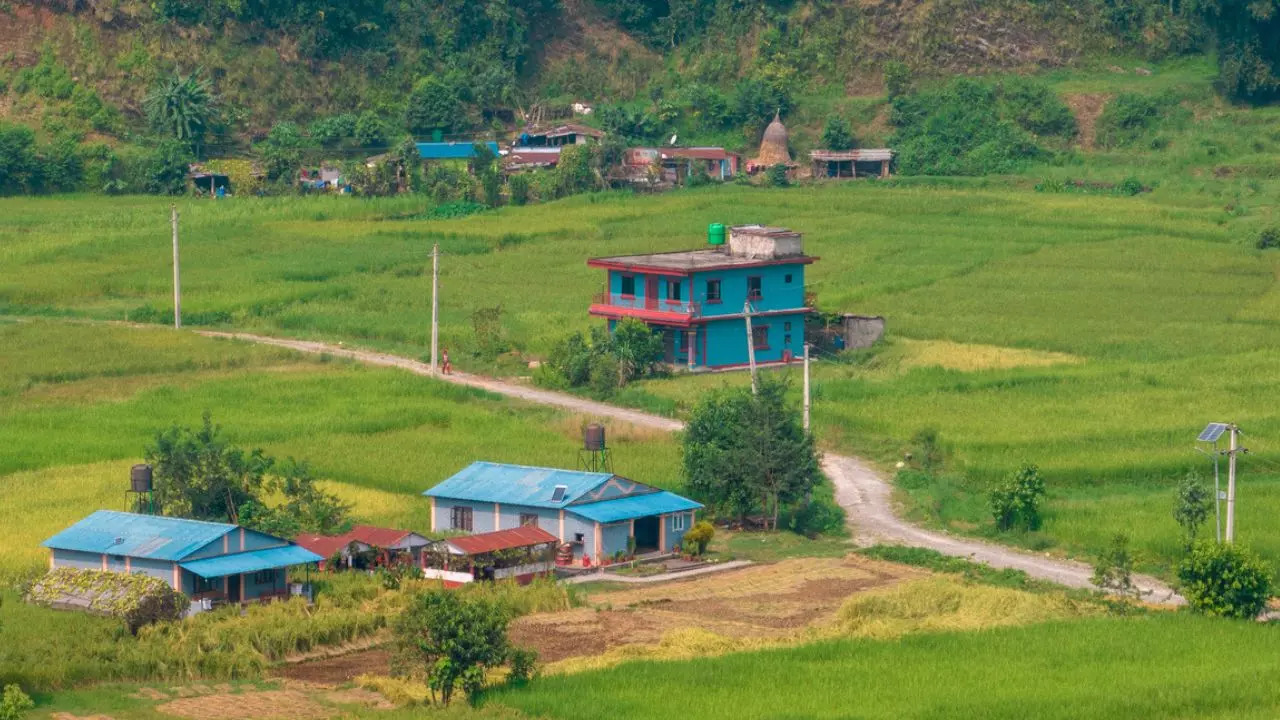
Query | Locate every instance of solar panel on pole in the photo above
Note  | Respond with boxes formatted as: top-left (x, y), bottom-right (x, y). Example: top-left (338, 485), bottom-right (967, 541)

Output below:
top-left (1197, 423), bottom-right (1228, 443)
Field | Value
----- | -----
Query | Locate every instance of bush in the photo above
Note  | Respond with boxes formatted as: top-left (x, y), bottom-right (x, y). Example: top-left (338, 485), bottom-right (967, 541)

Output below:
top-left (1255, 226), bottom-right (1280, 250)
top-left (146, 139), bottom-right (193, 195)
top-left (0, 684), bottom-right (34, 720)
top-left (1096, 93), bottom-right (1172, 148)
top-left (890, 79), bottom-right (1045, 176)
top-left (989, 464), bottom-right (1045, 532)
top-left (883, 60), bottom-right (912, 99)
top-left (909, 427), bottom-right (947, 472)
top-left (998, 78), bottom-right (1077, 139)
top-left (820, 114), bottom-right (855, 151)
top-left (683, 520), bottom-right (715, 555)
top-left (1177, 541), bottom-right (1272, 619)
top-left (588, 352), bottom-right (620, 397)
top-left (1091, 533), bottom-right (1136, 598)
top-left (508, 173), bottom-right (530, 205)
top-left (765, 163), bottom-right (789, 187)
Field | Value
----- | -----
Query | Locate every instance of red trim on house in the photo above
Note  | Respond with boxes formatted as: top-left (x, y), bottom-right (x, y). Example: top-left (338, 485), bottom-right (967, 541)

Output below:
top-left (589, 304), bottom-right (695, 327)
top-left (587, 256), bottom-right (818, 275)
top-left (698, 307), bottom-right (815, 322)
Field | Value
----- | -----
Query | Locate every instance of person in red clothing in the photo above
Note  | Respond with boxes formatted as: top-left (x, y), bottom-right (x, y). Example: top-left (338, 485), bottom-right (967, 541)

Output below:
top-left (441, 347), bottom-right (453, 375)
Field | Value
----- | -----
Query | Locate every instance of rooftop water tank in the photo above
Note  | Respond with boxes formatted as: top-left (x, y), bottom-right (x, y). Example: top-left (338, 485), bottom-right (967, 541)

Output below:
top-left (584, 423), bottom-right (606, 451)
top-left (708, 223), bottom-right (725, 246)
top-left (130, 464), bottom-right (153, 493)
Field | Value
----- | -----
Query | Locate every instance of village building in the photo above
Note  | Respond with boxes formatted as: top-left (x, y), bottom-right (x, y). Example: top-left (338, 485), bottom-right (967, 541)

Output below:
top-left (515, 123), bottom-right (604, 147)
top-left (746, 112), bottom-right (796, 174)
top-left (295, 525), bottom-right (431, 571)
top-left (416, 141), bottom-right (501, 163)
top-left (504, 146), bottom-right (563, 173)
top-left (614, 147), bottom-right (740, 185)
top-left (298, 165), bottom-right (345, 191)
top-left (588, 224), bottom-right (816, 369)
top-left (423, 461), bottom-right (701, 565)
top-left (809, 148), bottom-right (894, 179)
top-left (41, 511), bottom-right (322, 612)
top-left (421, 525), bottom-right (559, 587)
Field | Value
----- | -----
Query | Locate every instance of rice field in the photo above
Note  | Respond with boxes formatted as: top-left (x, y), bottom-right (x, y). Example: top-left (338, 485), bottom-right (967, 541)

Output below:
top-left (0, 320), bottom-right (684, 584)
top-left (493, 614), bottom-right (1280, 720)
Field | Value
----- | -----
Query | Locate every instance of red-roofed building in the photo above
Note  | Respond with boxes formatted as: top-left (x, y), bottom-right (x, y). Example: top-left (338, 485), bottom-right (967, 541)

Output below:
top-left (423, 526), bottom-right (559, 587)
top-left (295, 525), bottom-right (431, 571)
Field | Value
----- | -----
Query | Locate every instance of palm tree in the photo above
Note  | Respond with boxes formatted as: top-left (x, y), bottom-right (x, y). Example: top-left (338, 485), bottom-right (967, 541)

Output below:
top-left (143, 71), bottom-right (215, 151)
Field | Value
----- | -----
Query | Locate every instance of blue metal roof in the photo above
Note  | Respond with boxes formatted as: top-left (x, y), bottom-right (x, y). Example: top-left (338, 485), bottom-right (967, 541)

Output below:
top-left (180, 545), bottom-right (323, 579)
top-left (42, 510), bottom-right (235, 561)
top-left (416, 141), bottom-right (500, 160)
top-left (424, 462), bottom-right (616, 509)
top-left (569, 491), bottom-right (703, 524)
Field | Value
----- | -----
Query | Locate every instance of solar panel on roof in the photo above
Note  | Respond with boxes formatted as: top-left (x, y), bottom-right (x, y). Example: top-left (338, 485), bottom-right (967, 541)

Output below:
top-left (550, 485), bottom-right (567, 502)
top-left (1197, 423), bottom-right (1228, 443)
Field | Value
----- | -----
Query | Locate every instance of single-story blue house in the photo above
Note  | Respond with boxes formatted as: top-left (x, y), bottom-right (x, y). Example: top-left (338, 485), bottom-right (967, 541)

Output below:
top-left (42, 510), bottom-right (322, 612)
top-left (416, 141), bottom-right (501, 161)
top-left (423, 462), bottom-right (702, 564)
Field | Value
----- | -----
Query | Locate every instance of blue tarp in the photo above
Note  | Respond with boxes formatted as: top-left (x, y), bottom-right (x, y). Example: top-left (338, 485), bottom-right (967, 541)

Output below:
top-left (569, 491), bottom-right (703, 524)
top-left (42, 510), bottom-right (236, 561)
top-left (180, 545), bottom-right (323, 579)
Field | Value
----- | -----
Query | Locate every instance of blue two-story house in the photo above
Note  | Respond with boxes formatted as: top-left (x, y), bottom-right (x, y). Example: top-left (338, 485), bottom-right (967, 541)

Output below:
top-left (424, 462), bottom-right (702, 564)
top-left (588, 225), bottom-right (816, 369)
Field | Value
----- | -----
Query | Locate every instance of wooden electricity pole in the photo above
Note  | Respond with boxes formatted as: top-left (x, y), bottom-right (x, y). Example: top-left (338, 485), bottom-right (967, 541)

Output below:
top-left (170, 204), bottom-right (181, 329)
top-left (743, 301), bottom-right (757, 394)
top-left (803, 342), bottom-right (811, 431)
top-left (430, 242), bottom-right (440, 375)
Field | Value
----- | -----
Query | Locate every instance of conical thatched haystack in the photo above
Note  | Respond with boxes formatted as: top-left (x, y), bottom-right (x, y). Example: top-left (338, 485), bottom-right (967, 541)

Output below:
top-left (750, 111), bottom-right (793, 168)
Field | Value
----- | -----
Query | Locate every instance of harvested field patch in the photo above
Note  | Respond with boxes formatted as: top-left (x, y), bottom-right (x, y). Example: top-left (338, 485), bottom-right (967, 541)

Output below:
top-left (895, 339), bottom-right (1082, 372)
top-left (510, 556), bottom-right (920, 666)
top-left (324, 688), bottom-right (396, 710)
top-left (157, 689), bottom-right (335, 720)
top-left (274, 649), bottom-right (393, 686)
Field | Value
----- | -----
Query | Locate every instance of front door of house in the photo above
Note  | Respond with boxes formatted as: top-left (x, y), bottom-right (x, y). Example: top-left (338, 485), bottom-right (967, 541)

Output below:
top-left (645, 276), bottom-right (659, 310)
top-left (662, 329), bottom-right (675, 363)
top-left (226, 574), bottom-right (241, 603)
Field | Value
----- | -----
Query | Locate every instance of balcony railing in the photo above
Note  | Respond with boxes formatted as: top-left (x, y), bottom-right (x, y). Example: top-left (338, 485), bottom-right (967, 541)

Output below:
top-left (593, 292), bottom-right (701, 317)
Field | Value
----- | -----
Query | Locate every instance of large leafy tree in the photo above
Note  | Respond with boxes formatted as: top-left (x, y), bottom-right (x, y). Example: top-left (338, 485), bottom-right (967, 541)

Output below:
top-left (1195, 0), bottom-right (1280, 103)
top-left (0, 123), bottom-right (40, 195)
top-left (406, 75), bottom-right (463, 135)
top-left (143, 72), bottom-right (216, 153)
top-left (682, 376), bottom-right (821, 529)
top-left (820, 114), bottom-right (855, 151)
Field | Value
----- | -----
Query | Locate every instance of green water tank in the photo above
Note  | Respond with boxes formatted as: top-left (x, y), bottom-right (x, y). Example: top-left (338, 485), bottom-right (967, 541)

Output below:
top-left (708, 223), bottom-right (726, 246)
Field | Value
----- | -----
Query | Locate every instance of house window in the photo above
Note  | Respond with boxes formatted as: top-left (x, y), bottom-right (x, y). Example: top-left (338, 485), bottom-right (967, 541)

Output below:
top-left (193, 575), bottom-right (218, 594)
top-left (752, 325), bottom-right (770, 350)
top-left (619, 275), bottom-right (636, 297)
top-left (451, 505), bottom-right (474, 532)
top-left (519, 513), bottom-right (539, 527)
top-left (672, 513), bottom-right (687, 532)
top-left (706, 279), bottom-right (722, 303)
top-left (784, 334), bottom-right (792, 346)
top-left (253, 569), bottom-right (276, 585)
top-left (747, 276), bottom-right (762, 301)
top-left (784, 321), bottom-right (792, 332)
top-left (668, 279), bottom-right (682, 302)
top-left (785, 273), bottom-right (793, 284)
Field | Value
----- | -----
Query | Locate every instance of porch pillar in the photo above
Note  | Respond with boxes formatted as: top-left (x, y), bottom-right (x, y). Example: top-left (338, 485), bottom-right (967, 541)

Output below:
top-left (881, 159), bottom-right (889, 179)
top-left (558, 510), bottom-right (565, 542)
top-left (659, 514), bottom-right (667, 552)
top-left (494, 502), bottom-right (501, 531)
top-left (430, 497), bottom-right (436, 532)
top-left (687, 330), bottom-right (697, 370)
top-left (594, 522), bottom-right (602, 562)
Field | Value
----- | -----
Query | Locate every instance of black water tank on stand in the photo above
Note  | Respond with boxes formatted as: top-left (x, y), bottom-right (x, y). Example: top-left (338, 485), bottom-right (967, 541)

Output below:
top-left (130, 464), bottom-right (153, 493)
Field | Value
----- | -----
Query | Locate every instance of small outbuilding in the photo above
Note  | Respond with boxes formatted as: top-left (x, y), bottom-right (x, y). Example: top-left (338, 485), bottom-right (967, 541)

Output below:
top-left (295, 525), bottom-right (432, 571)
top-left (422, 525), bottom-right (559, 587)
top-left (516, 123), bottom-right (604, 147)
top-left (746, 112), bottom-right (796, 174)
top-left (424, 462), bottom-right (701, 565)
top-left (41, 511), bottom-right (322, 613)
top-left (809, 149), bottom-right (894, 179)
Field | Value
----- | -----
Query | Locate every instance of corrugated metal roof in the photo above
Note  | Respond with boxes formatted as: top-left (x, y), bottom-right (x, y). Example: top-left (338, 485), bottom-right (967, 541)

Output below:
top-left (416, 141), bottom-right (501, 160)
top-left (298, 526), bottom-right (430, 558)
top-left (42, 510), bottom-right (235, 561)
top-left (445, 526), bottom-right (559, 555)
top-left (424, 462), bottom-right (614, 508)
top-left (180, 545), bottom-right (323, 578)
top-left (570, 491), bottom-right (703, 523)
top-left (295, 533), bottom-right (358, 559)
top-left (809, 149), bottom-right (894, 162)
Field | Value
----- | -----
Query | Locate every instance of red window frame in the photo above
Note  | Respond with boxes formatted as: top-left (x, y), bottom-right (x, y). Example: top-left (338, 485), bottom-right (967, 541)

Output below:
top-left (747, 276), bottom-right (763, 301)
top-left (752, 325), bottom-right (770, 350)
top-left (705, 278), bottom-right (722, 304)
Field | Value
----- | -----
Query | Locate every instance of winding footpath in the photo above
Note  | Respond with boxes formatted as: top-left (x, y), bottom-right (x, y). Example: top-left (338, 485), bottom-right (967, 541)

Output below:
top-left (200, 330), bottom-right (1184, 605)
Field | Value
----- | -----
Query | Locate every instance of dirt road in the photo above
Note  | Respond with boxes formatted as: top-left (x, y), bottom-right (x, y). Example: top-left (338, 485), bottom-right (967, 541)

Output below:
top-left (199, 330), bottom-right (1183, 605)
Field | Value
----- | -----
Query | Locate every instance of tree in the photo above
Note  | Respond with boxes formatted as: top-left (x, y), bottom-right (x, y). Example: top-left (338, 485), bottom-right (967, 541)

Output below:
top-left (552, 145), bottom-right (599, 197)
top-left (0, 684), bottom-right (34, 720)
top-left (0, 123), bottom-right (40, 195)
top-left (145, 412), bottom-right (348, 533)
top-left (354, 111), bottom-right (391, 148)
top-left (143, 71), bottom-right (216, 152)
top-left (611, 318), bottom-right (664, 382)
top-left (1174, 471), bottom-right (1213, 547)
top-left (259, 122), bottom-right (308, 185)
top-left (883, 60), bottom-right (913, 100)
top-left (393, 590), bottom-right (528, 706)
top-left (682, 376), bottom-right (821, 530)
top-left (1091, 533), bottom-right (1137, 598)
top-left (989, 463), bottom-right (1045, 532)
top-left (820, 114), bottom-right (855, 151)
top-left (1195, 0), bottom-right (1280, 104)
top-left (406, 75), bottom-right (462, 135)
top-left (1178, 541), bottom-right (1273, 619)
top-left (683, 520), bottom-right (715, 555)
top-left (146, 139), bottom-right (193, 196)
top-left (508, 173), bottom-right (530, 205)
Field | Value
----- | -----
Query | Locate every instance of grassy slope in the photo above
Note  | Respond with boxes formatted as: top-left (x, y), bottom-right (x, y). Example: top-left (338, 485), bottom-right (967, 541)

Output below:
top-left (0, 320), bottom-right (683, 582)
top-left (495, 615), bottom-right (1280, 720)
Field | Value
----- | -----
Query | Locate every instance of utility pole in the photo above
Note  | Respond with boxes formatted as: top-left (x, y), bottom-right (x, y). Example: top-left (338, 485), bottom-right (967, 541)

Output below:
top-left (170, 204), bottom-right (181, 329)
top-left (430, 242), bottom-right (440, 375)
top-left (802, 342), bottom-right (811, 431)
top-left (743, 301), bottom-right (757, 395)
top-left (1226, 423), bottom-right (1243, 543)
top-left (1212, 441), bottom-right (1222, 543)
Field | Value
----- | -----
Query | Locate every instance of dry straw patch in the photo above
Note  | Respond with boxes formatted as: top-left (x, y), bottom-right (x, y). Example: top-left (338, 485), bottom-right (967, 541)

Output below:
top-left (156, 690), bottom-right (336, 720)
top-left (895, 339), bottom-right (1082, 372)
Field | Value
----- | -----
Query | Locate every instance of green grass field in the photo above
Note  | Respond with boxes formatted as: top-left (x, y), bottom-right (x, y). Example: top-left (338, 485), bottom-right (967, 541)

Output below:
top-left (493, 614), bottom-right (1280, 720)
top-left (0, 320), bottom-right (684, 584)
